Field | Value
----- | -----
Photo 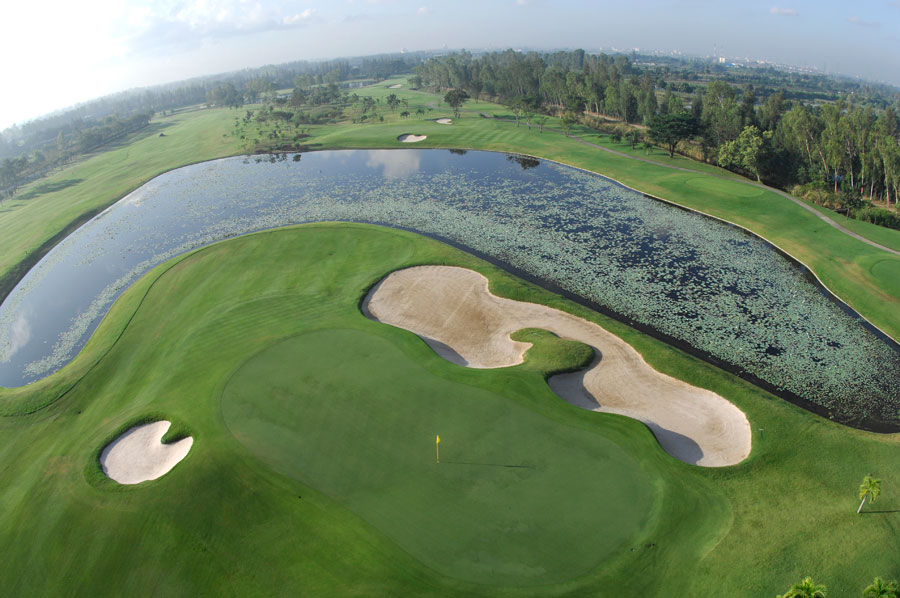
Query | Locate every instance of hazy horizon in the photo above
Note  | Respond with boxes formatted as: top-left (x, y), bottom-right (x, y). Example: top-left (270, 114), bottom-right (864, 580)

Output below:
top-left (2, 0), bottom-right (899, 131)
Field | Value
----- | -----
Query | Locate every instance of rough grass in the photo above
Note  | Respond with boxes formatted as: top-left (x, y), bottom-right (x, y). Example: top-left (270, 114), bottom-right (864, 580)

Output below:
top-left (0, 223), bottom-right (898, 596)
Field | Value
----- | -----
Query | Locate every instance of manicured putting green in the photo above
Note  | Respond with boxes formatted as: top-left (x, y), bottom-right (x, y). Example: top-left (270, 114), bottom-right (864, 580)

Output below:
top-left (869, 258), bottom-right (900, 297)
top-left (685, 176), bottom-right (764, 198)
top-left (222, 327), bottom-right (656, 585)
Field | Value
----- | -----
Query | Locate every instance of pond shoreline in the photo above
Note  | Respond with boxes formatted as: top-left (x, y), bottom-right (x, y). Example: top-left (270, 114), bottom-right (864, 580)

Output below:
top-left (1, 149), bottom-right (898, 431)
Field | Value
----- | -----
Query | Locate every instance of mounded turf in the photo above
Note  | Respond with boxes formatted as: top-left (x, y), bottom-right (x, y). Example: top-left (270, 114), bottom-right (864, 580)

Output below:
top-left (1, 223), bottom-right (900, 595)
top-left (223, 328), bottom-right (652, 585)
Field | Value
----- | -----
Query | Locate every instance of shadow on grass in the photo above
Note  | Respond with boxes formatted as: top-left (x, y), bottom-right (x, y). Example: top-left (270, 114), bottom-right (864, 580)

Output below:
top-left (100, 122), bottom-right (176, 151)
top-left (440, 460), bottom-right (534, 469)
top-left (16, 178), bottom-right (85, 201)
top-left (859, 509), bottom-right (900, 514)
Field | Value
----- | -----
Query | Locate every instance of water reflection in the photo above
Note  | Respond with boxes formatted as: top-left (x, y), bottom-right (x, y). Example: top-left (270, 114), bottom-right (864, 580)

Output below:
top-left (365, 150), bottom-right (421, 178)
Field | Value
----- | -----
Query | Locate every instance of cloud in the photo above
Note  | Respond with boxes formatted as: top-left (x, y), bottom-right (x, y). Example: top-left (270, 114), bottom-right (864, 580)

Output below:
top-left (283, 8), bottom-right (317, 25)
top-left (116, 0), bottom-right (323, 58)
top-left (416, 6), bottom-right (431, 15)
top-left (769, 6), bottom-right (798, 16)
top-left (848, 16), bottom-right (880, 27)
top-left (343, 13), bottom-right (373, 22)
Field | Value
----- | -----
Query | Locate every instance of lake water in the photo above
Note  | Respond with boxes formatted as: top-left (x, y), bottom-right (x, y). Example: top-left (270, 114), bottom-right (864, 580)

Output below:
top-left (1, 149), bottom-right (898, 425)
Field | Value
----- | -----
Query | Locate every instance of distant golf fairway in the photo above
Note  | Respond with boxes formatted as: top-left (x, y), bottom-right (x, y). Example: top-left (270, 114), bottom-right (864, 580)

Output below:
top-left (222, 328), bottom-right (653, 585)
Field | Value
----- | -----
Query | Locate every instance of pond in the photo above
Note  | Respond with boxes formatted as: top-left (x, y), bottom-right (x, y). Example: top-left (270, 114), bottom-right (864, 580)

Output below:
top-left (1, 149), bottom-right (898, 426)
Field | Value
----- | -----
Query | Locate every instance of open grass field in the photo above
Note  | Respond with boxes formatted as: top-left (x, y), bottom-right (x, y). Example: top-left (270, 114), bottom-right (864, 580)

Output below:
top-left (0, 223), bottom-right (899, 596)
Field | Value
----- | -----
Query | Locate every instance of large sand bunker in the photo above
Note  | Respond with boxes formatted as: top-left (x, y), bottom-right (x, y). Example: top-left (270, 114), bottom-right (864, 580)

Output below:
top-left (388, 84), bottom-right (402, 89)
top-left (364, 266), bottom-right (751, 466)
top-left (397, 134), bottom-right (427, 143)
top-left (436, 118), bottom-right (452, 125)
top-left (100, 421), bottom-right (193, 484)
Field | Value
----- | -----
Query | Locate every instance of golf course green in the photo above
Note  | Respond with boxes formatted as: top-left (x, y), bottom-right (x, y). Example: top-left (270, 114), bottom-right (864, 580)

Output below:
top-left (223, 328), bottom-right (652, 585)
top-left (0, 221), bottom-right (898, 596)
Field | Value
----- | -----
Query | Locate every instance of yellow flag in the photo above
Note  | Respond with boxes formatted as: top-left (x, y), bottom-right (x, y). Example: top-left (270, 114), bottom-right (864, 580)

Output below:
top-left (436, 435), bottom-right (441, 444)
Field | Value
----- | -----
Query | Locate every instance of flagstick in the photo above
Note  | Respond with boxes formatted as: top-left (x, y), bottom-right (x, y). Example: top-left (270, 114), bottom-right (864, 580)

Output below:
top-left (436, 435), bottom-right (440, 464)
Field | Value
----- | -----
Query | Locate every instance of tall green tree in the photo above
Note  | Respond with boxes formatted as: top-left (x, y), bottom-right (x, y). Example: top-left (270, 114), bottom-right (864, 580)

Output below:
top-left (648, 113), bottom-right (698, 158)
top-left (863, 577), bottom-right (899, 598)
top-left (718, 125), bottom-right (772, 182)
top-left (443, 89), bottom-right (470, 119)
top-left (779, 577), bottom-right (827, 598)
top-left (858, 474), bottom-right (882, 514)
top-left (386, 93), bottom-right (400, 113)
top-left (702, 81), bottom-right (741, 148)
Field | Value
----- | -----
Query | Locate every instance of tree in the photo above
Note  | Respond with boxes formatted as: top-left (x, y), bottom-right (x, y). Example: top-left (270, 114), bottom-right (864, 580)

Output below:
top-left (507, 97), bottom-right (524, 127)
top-left (863, 577), bottom-right (899, 598)
top-left (702, 80), bottom-right (741, 148)
top-left (443, 89), bottom-right (470, 119)
top-left (536, 115), bottom-right (548, 133)
top-left (386, 93), bottom-right (400, 113)
top-left (626, 129), bottom-right (643, 150)
top-left (648, 113), bottom-right (698, 158)
top-left (561, 111), bottom-right (577, 136)
top-left (858, 474), bottom-right (882, 514)
top-left (718, 125), bottom-right (772, 182)
top-left (779, 577), bottom-right (826, 598)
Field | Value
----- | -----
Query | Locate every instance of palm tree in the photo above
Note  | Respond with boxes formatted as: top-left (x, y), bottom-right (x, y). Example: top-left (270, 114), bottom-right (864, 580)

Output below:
top-left (863, 577), bottom-right (899, 598)
top-left (779, 577), bottom-right (826, 598)
top-left (858, 474), bottom-right (882, 514)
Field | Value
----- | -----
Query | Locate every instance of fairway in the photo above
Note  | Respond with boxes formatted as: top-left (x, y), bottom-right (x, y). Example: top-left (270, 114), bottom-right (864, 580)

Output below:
top-left (223, 328), bottom-right (655, 585)
top-left (684, 176), bottom-right (765, 198)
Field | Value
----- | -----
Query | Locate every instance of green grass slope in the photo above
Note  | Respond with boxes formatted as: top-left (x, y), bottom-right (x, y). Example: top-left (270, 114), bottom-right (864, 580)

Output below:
top-left (1, 223), bottom-right (899, 596)
top-left (223, 328), bottom-right (651, 585)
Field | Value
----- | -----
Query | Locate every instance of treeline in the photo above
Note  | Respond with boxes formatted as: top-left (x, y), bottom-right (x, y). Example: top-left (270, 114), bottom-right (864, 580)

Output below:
top-left (1, 53), bottom-right (424, 167)
top-left (414, 50), bottom-right (900, 228)
top-left (1, 112), bottom-right (152, 198)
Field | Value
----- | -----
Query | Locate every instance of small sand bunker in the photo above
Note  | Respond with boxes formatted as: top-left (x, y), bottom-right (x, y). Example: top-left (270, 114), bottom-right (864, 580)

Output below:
top-left (100, 421), bottom-right (193, 484)
top-left (364, 266), bottom-right (751, 467)
top-left (388, 84), bottom-right (402, 89)
top-left (436, 118), bottom-right (452, 125)
top-left (398, 134), bottom-right (427, 143)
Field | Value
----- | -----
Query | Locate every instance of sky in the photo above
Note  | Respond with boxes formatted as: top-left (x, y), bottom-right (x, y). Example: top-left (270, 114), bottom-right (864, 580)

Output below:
top-left (1, 0), bottom-right (899, 130)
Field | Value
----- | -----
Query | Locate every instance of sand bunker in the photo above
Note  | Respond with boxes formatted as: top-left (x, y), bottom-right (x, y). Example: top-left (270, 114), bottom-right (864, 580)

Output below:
top-left (388, 84), bottom-right (402, 89)
top-left (100, 421), bottom-right (193, 484)
top-left (398, 134), bottom-right (427, 143)
top-left (364, 266), bottom-right (751, 467)
top-left (436, 118), bottom-right (452, 125)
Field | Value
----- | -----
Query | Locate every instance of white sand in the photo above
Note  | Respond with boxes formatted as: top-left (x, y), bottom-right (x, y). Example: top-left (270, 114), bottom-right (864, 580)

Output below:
top-left (363, 266), bottom-right (751, 467)
top-left (398, 134), bottom-right (427, 143)
top-left (100, 421), bottom-right (193, 484)
top-left (436, 118), bottom-right (452, 125)
top-left (388, 84), bottom-right (402, 89)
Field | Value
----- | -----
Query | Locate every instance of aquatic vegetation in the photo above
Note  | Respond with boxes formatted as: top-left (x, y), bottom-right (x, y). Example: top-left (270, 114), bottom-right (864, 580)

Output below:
top-left (0, 150), bottom-right (897, 426)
